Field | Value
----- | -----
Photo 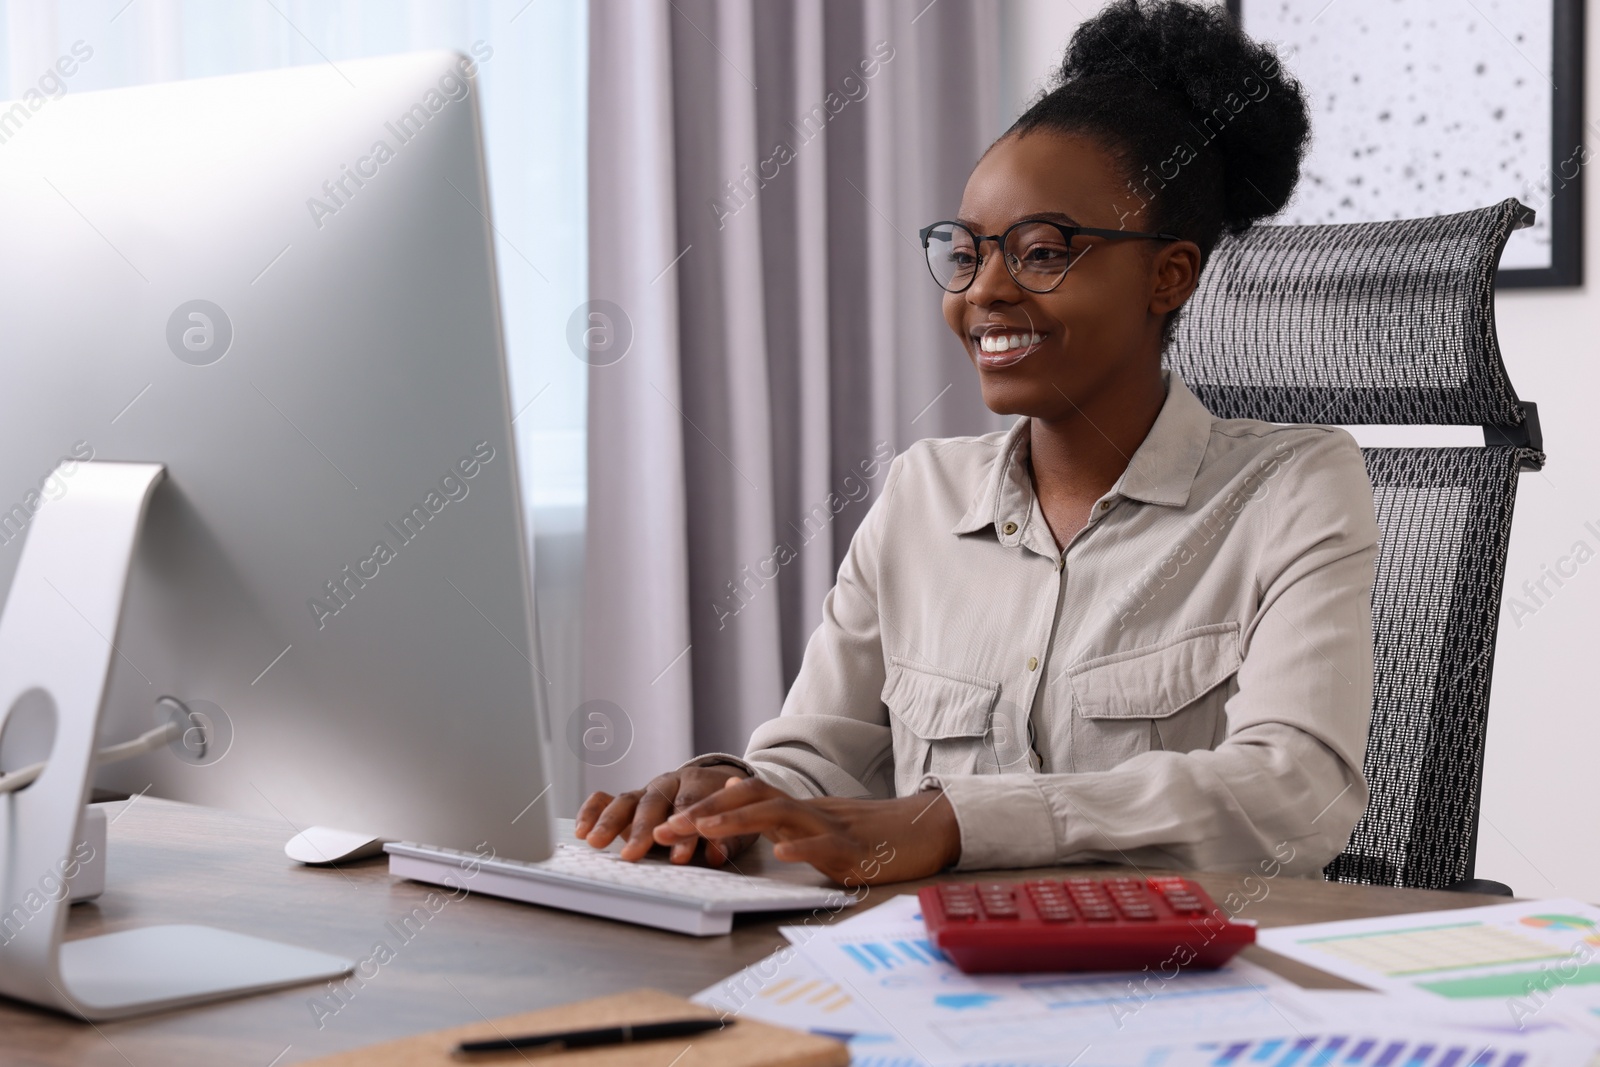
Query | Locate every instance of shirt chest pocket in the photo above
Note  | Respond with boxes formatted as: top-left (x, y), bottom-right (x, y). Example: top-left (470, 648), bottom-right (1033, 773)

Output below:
top-left (880, 657), bottom-right (1002, 798)
top-left (1066, 622), bottom-right (1241, 773)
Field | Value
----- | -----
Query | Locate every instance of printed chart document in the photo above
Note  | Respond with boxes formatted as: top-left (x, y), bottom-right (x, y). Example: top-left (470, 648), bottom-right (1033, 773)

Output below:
top-left (780, 894), bottom-right (1305, 1066)
top-left (694, 946), bottom-right (922, 1067)
top-left (1258, 899), bottom-right (1600, 1028)
top-left (695, 894), bottom-right (1600, 1067)
top-left (1050, 1026), bottom-right (1598, 1067)
top-left (694, 894), bottom-right (923, 1067)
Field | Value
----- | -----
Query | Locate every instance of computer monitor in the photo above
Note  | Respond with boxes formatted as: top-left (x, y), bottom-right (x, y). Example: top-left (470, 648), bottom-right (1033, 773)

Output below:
top-left (0, 51), bottom-right (555, 863)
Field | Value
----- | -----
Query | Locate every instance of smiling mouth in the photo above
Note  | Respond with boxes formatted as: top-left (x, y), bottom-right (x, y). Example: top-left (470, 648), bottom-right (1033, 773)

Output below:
top-left (972, 328), bottom-right (1045, 367)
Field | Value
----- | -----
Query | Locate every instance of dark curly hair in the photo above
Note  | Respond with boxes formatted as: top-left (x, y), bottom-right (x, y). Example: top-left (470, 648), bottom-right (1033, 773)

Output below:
top-left (1007, 0), bottom-right (1311, 346)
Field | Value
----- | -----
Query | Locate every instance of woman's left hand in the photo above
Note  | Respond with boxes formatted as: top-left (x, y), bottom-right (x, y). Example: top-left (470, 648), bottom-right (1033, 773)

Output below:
top-left (652, 777), bottom-right (962, 886)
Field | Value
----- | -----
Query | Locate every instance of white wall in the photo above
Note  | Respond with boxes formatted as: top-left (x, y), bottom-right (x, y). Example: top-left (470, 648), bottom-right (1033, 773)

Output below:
top-left (1001, 0), bottom-right (1600, 900)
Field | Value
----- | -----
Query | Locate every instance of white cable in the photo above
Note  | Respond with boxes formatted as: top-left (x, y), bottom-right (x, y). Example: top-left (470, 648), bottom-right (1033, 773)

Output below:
top-left (94, 720), bottom-right (183, 765)
top-left (0, 720), bottom-right (182, 797)
top-left (0, 760), bottom-right (43, 795)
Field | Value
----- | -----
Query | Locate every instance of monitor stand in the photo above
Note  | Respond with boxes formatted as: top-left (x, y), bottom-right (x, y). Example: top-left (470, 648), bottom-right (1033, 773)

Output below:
top-left (0, 461), bottom-right (353, 1021)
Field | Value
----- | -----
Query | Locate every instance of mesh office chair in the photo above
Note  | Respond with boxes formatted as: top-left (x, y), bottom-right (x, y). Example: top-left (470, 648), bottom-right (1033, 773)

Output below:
top-left (1165, 198), bottom-right (1544, 893)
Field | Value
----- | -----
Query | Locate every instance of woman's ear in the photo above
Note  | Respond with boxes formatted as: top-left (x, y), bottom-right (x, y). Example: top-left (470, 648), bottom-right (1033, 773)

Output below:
top-left (1149, 240), bottom-right (1202, 317)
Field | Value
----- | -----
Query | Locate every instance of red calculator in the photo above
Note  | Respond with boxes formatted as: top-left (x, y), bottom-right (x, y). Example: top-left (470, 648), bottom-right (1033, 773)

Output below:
top-left (918, 875), bottom-right (1254, 974)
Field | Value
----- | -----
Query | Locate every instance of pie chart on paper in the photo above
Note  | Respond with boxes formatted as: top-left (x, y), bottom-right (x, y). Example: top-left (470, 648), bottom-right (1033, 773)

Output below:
top-left (1520, 914), bottom-right (1596, 932)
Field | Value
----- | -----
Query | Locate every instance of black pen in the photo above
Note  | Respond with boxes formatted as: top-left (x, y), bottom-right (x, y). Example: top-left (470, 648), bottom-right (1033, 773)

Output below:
top-left (455, 1017), bottom-right (729, 1055)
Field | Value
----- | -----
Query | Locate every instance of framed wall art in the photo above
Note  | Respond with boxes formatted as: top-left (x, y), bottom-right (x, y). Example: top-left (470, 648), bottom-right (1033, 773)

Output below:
top-left (1228, 0), bottom-right (1584, 287)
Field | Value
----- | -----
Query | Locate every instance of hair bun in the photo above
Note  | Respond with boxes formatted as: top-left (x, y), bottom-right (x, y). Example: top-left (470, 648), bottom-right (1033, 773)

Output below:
top-left (1055, 0), bottom-right (1310, 228)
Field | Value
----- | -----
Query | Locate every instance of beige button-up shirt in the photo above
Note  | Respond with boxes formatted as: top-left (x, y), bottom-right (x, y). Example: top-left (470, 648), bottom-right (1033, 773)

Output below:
top-left (691, 373), bottom-right (1380, 877)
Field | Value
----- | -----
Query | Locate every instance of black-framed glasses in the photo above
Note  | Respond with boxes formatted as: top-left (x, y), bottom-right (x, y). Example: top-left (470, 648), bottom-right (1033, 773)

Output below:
top-left (919, 218), bottom-right (1183, 294)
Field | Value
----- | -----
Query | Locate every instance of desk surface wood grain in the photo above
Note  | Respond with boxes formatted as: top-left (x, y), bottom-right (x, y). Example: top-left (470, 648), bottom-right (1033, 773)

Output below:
top-left (0, 798), bottom-right (1509, 1067)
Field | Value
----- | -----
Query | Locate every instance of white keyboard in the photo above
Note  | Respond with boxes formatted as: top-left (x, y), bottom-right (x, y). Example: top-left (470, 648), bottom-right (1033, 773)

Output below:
top-left (385, 840), bottom-right (857, 936)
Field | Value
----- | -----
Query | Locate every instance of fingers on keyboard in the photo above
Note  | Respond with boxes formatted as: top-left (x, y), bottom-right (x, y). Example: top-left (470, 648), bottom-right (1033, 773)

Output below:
top-left (573, 791), bottom-right (614, 838)
top-left (586, 792), bottom-right (640, 848)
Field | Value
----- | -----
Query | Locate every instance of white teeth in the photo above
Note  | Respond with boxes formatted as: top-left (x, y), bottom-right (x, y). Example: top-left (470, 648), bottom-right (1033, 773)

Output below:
top-left (978, 332), bottom-right (1043, 354)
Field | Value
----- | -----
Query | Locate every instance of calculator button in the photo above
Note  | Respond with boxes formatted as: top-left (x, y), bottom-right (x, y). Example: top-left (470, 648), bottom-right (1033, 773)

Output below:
top-left (977, 885), bottom-right (1019, 918)
top-left (1151, 879), bottom-right (1208, 915)
top-left (1024, 883), bottom-right (1076, 922)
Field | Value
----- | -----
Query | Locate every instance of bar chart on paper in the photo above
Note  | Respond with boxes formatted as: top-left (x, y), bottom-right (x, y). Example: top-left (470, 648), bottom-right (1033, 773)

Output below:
top-left (838, 937), bottom-right (949, 972)
top-left (1198, 1034), bottom-right (1530, 1066)
top-left (1061, 1028), bottom-right (1600, 1067)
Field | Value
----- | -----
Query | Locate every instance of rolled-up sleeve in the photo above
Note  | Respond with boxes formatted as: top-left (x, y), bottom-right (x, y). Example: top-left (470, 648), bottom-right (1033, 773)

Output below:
top-left (928, 431), bottom-right (1378, 878)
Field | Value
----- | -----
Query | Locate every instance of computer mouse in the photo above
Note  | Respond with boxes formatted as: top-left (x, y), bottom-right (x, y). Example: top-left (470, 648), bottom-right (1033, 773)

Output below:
top-left (285, 826), bottom-right (388, 865)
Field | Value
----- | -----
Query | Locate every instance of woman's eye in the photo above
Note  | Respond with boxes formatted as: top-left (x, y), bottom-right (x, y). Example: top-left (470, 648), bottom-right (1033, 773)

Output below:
top-left (1021, 245), bottom-right (1070, 265)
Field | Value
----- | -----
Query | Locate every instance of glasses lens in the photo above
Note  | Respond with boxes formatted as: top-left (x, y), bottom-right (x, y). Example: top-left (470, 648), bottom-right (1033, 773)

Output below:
top-left (1004, 222), bottom-right (1080, 292)
top-left (924, 223), bottom-right (978, 292)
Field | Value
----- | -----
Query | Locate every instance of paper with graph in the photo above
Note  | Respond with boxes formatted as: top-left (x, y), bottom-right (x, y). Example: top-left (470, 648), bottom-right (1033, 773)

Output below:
top-left (771, 892), bottom-right (1306, 1065)
top-left (692, 893), bottom-right (925, 1067)
top-left (692, 945), bottom-right (924, 1066)
top-left (1258, 899), bottom-right (1600, 1021)
top-left (1061, 1025), bottom-right (1599, 1067)
top-left (694, 894), bottom-right (1600, 1067)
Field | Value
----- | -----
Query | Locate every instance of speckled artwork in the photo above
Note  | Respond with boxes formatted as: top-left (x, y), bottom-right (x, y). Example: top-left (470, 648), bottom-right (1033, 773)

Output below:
top-left (1242, 0), bottom-right (1558, 270)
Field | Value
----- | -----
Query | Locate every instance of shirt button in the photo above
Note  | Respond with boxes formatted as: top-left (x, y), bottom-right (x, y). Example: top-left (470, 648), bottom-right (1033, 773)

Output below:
top-left (1099, 501), bottom-right (1110, 511)
top-left (1001, 521), bottom-right (1018, 535)
top-left (1027, 656), bottom-right (1038, 671)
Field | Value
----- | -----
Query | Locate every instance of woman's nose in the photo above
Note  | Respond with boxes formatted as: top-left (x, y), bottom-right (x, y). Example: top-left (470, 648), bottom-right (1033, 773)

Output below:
top-left (965, 246), bottom-right (1022, 305)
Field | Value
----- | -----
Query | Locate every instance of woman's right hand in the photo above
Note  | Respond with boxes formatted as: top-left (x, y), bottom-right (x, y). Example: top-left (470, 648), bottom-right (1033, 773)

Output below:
top-left (574, 766), bottom-right (757, 865)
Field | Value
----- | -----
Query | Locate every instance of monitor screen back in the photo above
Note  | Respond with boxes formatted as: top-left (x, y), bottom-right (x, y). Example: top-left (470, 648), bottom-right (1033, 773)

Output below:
top-left (0, 51), bottom-right (554, 861)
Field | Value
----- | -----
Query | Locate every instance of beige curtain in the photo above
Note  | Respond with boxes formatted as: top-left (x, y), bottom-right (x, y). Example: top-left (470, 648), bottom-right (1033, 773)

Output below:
top-left (583, 0), bottom-right (1005, 795)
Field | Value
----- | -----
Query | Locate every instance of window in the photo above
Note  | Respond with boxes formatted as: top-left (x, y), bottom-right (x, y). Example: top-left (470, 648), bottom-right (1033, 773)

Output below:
top-left (0, 0), bottom-right (589, 511)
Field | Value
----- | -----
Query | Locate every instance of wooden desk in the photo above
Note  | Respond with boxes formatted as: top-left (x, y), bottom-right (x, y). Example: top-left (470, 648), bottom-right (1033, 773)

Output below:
top-left (1, 798), bottom-right (1508, 1066)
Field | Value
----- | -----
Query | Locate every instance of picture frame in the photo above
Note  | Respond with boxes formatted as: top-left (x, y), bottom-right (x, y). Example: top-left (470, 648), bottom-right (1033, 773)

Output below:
top-left (1227, 0), bottom-right (1584, 288)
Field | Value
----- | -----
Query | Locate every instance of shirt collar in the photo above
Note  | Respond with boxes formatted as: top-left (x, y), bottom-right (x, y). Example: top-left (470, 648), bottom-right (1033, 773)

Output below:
top-left (951, 371), bottom-right (1214, 539)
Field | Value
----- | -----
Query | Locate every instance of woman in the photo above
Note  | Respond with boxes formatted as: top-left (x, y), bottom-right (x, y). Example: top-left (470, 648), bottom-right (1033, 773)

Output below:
top-left (576, 0), bottom-right (1379, 886)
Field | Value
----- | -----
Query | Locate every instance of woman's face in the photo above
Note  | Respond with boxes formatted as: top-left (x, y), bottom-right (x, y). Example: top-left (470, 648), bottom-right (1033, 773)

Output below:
top-left (941, 130), bottom-right (1199, 419)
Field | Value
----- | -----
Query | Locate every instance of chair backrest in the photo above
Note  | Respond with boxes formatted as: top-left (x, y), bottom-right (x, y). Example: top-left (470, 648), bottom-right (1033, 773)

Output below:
top-left (1165, 198), bottom-right (1544, 890)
